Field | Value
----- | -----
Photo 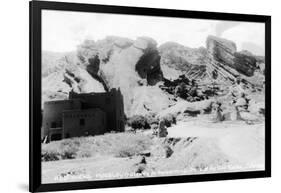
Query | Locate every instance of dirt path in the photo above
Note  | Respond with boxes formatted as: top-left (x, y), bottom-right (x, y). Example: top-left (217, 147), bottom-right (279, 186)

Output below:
top-left (42, 116), bottom-right (265, 184)
top-left (168, 116), bottom-right (265, 166)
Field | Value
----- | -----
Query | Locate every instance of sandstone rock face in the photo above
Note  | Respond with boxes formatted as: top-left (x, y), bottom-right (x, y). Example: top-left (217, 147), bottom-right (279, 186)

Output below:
top-left (159, 42), bottom-right (209, 80)
top-left (42, 52), bottom-right (106, 106)
top-left (42, 35), bottom-right (264, 116)
top-left (133, 36), bottom-right (157, 50)
top-left (76, 36), bottom-right (166, 116)
top-left (159, 40), bottom-right (237, 84)
top-left (135, 38), bottom-right (163, 85)
top-left (207, 35), bottom-right (236, 65)
top-left (206, 35), bottom-right (257, 77)
top-left (77, 36), bottom-right (163, 87)
top-left (86, 55), bottom-right (100, 77)
top-left (42, 51), bottom-right (78, 78)
top-left (233, 51), bottom-right (257, 76)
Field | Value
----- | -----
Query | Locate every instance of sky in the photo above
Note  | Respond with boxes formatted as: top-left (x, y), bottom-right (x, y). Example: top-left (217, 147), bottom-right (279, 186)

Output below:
top-left (42, 10), bottom-right (265, 55)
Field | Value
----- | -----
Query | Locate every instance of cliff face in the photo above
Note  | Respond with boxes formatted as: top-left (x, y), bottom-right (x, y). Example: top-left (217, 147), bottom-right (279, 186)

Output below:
top-left (206, 35), bottom-right (257, 77)
top-left (75, 36), bottom-right (167, 116)
top-left (77, 36), bottom-right (163, 88)
top-left (42, 51), bottom-right (106, 106)
top-left (206, 35), bottom-right (237, 67)
top-left (160, 35), bottom-right (262, 85)
top-left (42, 35), bottom-right (264, 115)
top-left (43, 37), bottom-right (169, 116)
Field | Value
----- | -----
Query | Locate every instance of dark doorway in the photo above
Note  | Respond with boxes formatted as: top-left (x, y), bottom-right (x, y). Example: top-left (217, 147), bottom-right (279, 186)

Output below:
top-left (51, 122), bottom-right (57, 128)
top-left (80, 118), bottom-right (85, 126)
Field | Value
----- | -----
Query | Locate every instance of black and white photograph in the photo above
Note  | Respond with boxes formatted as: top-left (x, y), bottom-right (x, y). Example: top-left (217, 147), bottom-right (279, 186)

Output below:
top-left (40, 9), bottom-right (267, 184)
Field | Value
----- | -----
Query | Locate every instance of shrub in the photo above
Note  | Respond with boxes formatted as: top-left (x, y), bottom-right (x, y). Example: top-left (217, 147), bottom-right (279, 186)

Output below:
top-left (115, 146), bottom-right (138, 157)
top-left (60, 145), bottom-right (79, 159)
top-left (127, 115), bottom-right (150, 130)
top-left (60, 139), bottom-right (80, 159)
top-left (113, 134), bottom-right (152, 157)
top-left (41, 150), bottom-right (60, 162)
top-left (161, 113), bottom-right (177, 127)
top-left (146, 113), bottom-right (159, 125)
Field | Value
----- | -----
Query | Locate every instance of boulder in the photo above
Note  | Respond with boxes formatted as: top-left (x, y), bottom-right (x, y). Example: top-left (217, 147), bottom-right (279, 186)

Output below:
top-left (233, 51), bottom-right (257, 76)
top-left (157, 99), bottom-right (214, 118)
top-left (158, 120), bottom-right (168, 138)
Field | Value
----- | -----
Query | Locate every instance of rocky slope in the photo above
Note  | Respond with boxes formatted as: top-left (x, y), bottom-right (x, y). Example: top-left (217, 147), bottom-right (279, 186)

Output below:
top-left (160, 36), bottom-right (264, 85)
top-left (159, 42), bottom-right (209, 81)
top-left (42, 51), bottom-right (106, 105)
top-left (42, 35), bottom-right (265, 116)
top-left (42, 37), bottom-right (171, 116)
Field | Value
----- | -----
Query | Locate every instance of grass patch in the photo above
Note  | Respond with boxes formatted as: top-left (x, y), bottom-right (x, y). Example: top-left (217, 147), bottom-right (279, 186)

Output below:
top-left (42, 133), bottom-right (153, 161)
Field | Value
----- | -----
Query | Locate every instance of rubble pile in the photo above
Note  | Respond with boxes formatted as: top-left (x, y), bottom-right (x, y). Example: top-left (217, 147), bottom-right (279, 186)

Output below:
top-left (159, 75), bottom-right (221, 102)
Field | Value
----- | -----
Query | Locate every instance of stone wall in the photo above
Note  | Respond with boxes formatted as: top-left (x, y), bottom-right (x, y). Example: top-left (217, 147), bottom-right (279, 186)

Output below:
top-left (62, 109), bottom-right (106, 138)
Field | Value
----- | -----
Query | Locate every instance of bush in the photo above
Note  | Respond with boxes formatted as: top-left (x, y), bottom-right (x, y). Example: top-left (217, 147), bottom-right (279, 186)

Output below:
top-left (161, 113), bottom-right (177, 127)
top-left (127, 115), bottom-right (150, 130)
top-left (42, 139), bottom-right (80, 161)
top-left (146, 113), bottom-right (159, 125)
top-left (113, 134), bottom-right (152, 157)
top-left (115, 146), bottom-right (138, 157)
top-left (41, 150), bottom-right (60, 162)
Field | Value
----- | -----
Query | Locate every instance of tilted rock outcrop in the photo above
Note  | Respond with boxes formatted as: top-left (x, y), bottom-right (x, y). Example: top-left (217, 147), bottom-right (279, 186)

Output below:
top-left (206, 35), bottom-right (237, 66)
top-left (206, 35), bottom-right (257, 77)
top-left (160, 35), bottom-right (263, 89)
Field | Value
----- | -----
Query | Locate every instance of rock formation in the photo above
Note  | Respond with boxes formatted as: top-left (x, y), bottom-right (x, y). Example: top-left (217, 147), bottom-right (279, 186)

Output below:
top-left (43, 36), bottom-right (168, 116)
top-left (42, 35), bottom-right (264, 116)
top-left (206, 35), bottom-right (257, 77)
top-left (159, 42), bottom-right (209, 81)
top-left (42, 51), bottom-right (106, 106)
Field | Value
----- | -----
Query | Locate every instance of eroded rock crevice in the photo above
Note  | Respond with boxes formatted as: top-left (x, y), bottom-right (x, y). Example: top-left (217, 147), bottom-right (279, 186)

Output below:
top-left (86, 55), bottom-right (109, 91)
top-left (135, 48), bottom-right (163, 85)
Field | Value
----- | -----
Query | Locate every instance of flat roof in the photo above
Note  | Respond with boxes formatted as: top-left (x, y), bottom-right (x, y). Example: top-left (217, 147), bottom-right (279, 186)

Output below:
top-left (62, 108), bottom-right (104, 114)
top-left (44, 99), bottom-right (81, 105)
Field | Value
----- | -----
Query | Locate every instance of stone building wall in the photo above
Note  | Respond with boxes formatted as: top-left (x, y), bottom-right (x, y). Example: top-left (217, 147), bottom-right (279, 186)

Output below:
top-left (42, 99), bottom-right (81, 139)
top-left (62, 109), bottom-right (106, 138)
top-left (42, 88), bottom-right (125, 141)
top-left (69, 88), bottom-right (125, 132)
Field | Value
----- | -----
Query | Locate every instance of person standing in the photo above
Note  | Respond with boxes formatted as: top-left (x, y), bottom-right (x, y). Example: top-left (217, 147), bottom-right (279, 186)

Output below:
top-left (158, 119), bottom-right (168, 137)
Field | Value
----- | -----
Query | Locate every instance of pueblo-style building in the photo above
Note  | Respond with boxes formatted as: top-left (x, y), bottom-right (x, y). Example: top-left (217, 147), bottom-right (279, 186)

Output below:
top-left (42, 88), bottom-right (125, 142)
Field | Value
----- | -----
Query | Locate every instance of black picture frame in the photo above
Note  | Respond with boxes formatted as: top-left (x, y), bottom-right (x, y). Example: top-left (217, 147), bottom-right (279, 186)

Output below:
top-left (29, 1), bottom-right (271, 192)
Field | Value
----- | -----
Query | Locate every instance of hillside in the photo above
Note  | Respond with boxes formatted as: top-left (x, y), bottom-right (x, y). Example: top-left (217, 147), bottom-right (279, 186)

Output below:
top-left (42, 35), bottom-right (265, 116)
top-left (41, 119), bottom-right (264, 183)
top-left (41, 35), bottom-right (266, 183)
